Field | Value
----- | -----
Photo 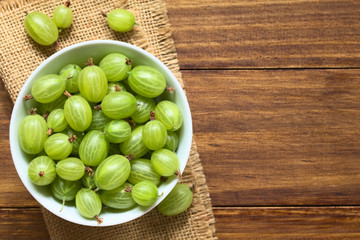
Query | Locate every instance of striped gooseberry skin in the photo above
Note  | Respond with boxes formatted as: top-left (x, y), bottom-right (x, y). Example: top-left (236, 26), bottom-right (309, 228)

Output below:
top-left (106, 9), bottom-right (135, 32)
top-left (51, 177), bottom-right (82, 202)
top-left (51, 177), bottom-right (82, 211)
top-left (59, 64), bottom-right (82, 93)
top-left (24, 12), bottom-right (58, 46)
top-left (128, 66), bottom-right (166, 98)
top-left (87, 109), bottom-right (111, 131)
top-left (56, 157), bottom-right (85, 181)
top-left (64, 95), bottom-right (92, 132)
top-left (151, 148), bottom-right (180, 177)
top-left (28, 156), bottom-right (56, 186)
top-left (44, 133), bottom-right (73, 160)
top-left (94, 155), bottom-right (130, 190)
top-left (128, 159), bottom-right (161, 186)
top-left (31, 74), bottom-right (66, 103)
top-left (107, 82), bottom-right (127, 94)
top-left (157, 183), bottom-right (193, 216)
top-left (47, 109), bottom-right (68, 133)
top-left (78, 65), bottom-right (108, 103)
top-left (39, 94), bottom-right (67, 114)
top-left (53, 4), bottom-right (73, 29)
top-left (119, 125), bottom-right (148, 159)
top-left (131, 95), bottom-right (155, 124)
top-left (81, 167), bottom-right (96, 189)
top-left (101, 92), bottom-right (137, 119)
top-left (142, 120), bottom-right (167, 151)
top-left (132, 181), bottom-right (158, 207)
top-left (18, 114), bottom-right (48, 154)
top-left (75, 188), bottom-right (102, 219)
top-left (155, 100), bottom-right (183, 131)
top-left (99, 53), bottom-right (131, 82)
top-left (104, 120), bottom-right (131, 143)
top-left (62, 127), bottom-right (84, 155)
top-left (164, 131), bottom-right (179, 152)
top-left (100, 182), bottom-right (136, 209)
top-left (79, 130), bottom-right (109, 166)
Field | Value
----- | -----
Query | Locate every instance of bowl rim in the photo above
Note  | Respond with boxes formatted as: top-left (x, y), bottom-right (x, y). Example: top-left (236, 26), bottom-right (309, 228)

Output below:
top-left (9, 40), bottom-right (193, 226)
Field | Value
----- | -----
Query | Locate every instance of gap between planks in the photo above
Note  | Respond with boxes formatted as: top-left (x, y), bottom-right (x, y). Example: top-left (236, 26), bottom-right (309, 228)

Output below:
top-left (180, 67), bottom-right (360, 71)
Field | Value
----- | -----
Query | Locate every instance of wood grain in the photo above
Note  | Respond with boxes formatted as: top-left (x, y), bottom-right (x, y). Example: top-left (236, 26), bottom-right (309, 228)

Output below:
top-left (2, 207), bottom-right (360, 239)
top-left (0, 208), bottom-right (49, 239)
top-left (182, 69), bottom-right (360, 206)
top-left (0, 81), bottom-right (38, 207)
top-left (214, 207), bottom-right (360, 239)
top-left (166, 0), bottom-right (360, 69)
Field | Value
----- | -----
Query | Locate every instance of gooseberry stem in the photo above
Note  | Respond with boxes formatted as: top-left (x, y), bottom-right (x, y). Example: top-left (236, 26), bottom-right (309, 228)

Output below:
top-left (68, 134), bottom-right (77, 143)
top-left (86, 58), bottom-right (94, 66)
top-left (65, 0), bottom-right (71, 7)
top-left (134, 22), bottom-right (140, 26)
top-left (126, 119), bottom-right (136, 128)
top-left (125, 153), bottom-right (135, 161)
top-left (28, 108), bottom-right (37, 115)
top-left (125, 58), bottom-right (132, 66)
top-left (96, 216), bottom-right (103, 225)
top-left (94, 104), bottom-right (102, 111)
top-left (165, 86), bottom-right (175, 93)
top-left (84, 166), bottom-right (94, 176)
top-left (175, 169), bottom-right (182, 182)
top-left (114, 85), bottom-right (122, 92)
top-left (101, 11), bottom-right (107, 17)
top-left (64, 91), bottom-right (72, 98)
top-left (23, 94), bottom-right (33, 101)
top-left (42, 111), bottom-right (50, 121)
top-left (47, 128), bottom-right (53, 135)
top-left (60, 200), bottom-right (65, 212)
top-left (150, 111), bottom-right (156, 120)
top-left (124, 185), bottom-right (132, 192)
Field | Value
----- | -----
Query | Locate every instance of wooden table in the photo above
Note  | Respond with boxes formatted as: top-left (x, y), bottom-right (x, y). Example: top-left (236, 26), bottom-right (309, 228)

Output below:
top-left (1, 0), bottom-right (360, 239)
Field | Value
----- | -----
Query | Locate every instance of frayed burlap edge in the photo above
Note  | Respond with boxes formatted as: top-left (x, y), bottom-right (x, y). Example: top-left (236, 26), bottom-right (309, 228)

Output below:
top-left (143, 1), bottom-right (216, 235)
top-left (0, 0), bottom-right (217, 238)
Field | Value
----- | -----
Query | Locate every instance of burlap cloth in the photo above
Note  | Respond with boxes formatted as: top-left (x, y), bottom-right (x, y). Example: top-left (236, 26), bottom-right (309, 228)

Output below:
top-left (0, 0), bottom-right (217, 239)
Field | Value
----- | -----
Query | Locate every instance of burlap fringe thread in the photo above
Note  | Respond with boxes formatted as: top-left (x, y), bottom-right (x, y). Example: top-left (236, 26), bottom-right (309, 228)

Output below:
top-left (0, 0), bottom-right (216, 239)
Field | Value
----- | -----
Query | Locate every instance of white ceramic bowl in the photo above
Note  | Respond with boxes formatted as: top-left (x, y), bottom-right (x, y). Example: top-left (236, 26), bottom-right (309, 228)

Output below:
top-left (9, 40), bottom-right (192, 226)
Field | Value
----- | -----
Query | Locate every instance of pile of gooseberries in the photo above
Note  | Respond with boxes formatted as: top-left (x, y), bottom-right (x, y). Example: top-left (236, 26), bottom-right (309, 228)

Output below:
top-left (19, 53), bottom-right (193, 224)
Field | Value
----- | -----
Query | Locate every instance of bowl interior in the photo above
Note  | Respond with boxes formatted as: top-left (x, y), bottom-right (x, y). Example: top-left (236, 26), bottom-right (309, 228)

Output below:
top-left (9, 40), bottom-right (192, 226)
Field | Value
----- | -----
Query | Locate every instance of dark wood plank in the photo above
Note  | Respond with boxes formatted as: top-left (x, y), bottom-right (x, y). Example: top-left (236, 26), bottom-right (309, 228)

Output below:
top-left (166, 0), bottom-right (360, 69)
top-left (214, 206), bottom-right (360, 239)
top-left (183, 69), bottom-right (360, 206)
top-left (0, 208), bottom-right (49, 239)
